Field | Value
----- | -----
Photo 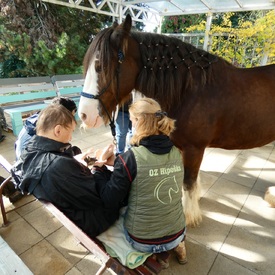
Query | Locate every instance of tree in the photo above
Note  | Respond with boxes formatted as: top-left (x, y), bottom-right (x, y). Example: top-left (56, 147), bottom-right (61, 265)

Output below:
top-left (161, 12), bottom-right (258, 33)
top-left (0, 0), bottom-right (109, 77)
top-left (161, 14), bottom-right (206, 33)
top-left (161, 11), bottom-right (275, 67)
top-left (187, 10), bottom-right (275, 67)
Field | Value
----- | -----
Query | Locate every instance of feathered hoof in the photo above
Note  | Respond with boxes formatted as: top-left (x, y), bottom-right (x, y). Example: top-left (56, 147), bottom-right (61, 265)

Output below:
top-left (264, 186), bottom-right (275, 207)
top-left (185, 212), bottom-right (202, 228)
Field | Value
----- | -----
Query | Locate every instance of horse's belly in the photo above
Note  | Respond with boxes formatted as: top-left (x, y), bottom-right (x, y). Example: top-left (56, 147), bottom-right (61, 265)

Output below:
top-left (209, 125), bottom-right (275, 150)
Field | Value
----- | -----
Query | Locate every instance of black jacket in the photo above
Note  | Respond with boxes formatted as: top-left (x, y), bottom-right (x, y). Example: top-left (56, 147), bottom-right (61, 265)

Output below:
top-left (11, 135), bottom-right (118, 237)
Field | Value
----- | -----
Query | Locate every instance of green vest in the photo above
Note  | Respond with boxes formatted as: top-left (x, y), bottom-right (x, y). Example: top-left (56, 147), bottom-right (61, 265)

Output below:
top-left (124, 145), bottom-right (185, 239)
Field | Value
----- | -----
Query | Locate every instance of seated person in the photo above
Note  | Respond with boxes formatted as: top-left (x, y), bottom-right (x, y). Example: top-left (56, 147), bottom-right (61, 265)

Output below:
top-left (15, 96), bottom-right (79, 160)
top-left (93, 98), bottom-right (187, 266)
top-left (5, 97), bottom-right (80, 203)
top-left (11, 104), bottom-right (119, 237)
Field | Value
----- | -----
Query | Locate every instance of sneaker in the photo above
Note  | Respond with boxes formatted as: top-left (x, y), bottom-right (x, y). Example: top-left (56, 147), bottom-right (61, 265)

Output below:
top-left (157, 257), bottom-right (169, 269)
top-left (173, 241), bottom-right (187, 264)
top-left (1, 178), bottom-right (16, 197)
top-left (153, 253), bottom-right (170, 269)
top-left (8, 191), bottom-right (24, 203)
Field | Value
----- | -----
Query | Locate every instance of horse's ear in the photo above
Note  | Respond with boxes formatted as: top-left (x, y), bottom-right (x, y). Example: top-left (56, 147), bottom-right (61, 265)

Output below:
top-left (123, 14), bottom-right (132, 33)
top-left (110, 14), bottom-right (132, 50)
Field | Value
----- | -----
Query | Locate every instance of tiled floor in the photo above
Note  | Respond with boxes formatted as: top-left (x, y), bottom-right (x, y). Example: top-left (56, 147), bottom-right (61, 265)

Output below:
top-left (1, 124), bottom-right (275, 275)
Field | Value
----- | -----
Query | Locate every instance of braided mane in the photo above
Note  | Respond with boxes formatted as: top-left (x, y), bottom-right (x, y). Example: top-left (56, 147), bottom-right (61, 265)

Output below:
top-left (83, 27), bottom-right (229, 110)
top-left (131, 31), bottom-right (222, 109)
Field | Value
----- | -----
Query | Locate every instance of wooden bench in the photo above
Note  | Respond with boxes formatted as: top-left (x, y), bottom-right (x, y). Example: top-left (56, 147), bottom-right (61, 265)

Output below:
top-left (0, 155), bottom-right (36, 226)
top-left (0, 154), bottom-right (169, 275)
top-left (0, 76), bottom-right (56, 136)
top-left (41, 200), bottom-right (168, 275)
top-left (51, 74), bottom-right (84, 105)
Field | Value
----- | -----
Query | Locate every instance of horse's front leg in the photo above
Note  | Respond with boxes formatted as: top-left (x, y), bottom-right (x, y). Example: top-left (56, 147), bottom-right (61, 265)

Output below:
top-left (182, 146), bottom-right (205, 227)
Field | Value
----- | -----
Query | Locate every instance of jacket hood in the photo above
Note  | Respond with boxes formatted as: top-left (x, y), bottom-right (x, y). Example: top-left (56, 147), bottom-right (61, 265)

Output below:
top-left (139, 135), bottom-right (174, 154)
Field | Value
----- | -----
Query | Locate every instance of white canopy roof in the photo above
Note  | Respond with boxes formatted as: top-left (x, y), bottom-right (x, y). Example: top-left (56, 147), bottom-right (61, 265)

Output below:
top-left (42, 0), bottom-right (275, 25)
top-left (142, 0), bottom-right (274, 15)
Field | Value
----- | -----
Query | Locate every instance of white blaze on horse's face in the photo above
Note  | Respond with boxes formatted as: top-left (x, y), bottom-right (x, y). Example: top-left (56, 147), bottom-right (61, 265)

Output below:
top-left (78, 55), bottom-right (104, 128)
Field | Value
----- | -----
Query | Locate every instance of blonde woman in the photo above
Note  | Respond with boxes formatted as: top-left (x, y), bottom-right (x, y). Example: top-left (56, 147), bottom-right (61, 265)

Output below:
top-left (94, 98), bottom-right (187, 266)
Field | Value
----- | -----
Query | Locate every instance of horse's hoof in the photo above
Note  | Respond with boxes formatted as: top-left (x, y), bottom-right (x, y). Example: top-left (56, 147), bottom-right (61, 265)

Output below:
top-left (264, 186), bottom-right (275, 207)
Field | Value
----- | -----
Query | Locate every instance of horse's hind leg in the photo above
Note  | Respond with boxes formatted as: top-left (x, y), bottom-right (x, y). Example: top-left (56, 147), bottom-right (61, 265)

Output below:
top-left (182, 147), bottom-right (205, 227)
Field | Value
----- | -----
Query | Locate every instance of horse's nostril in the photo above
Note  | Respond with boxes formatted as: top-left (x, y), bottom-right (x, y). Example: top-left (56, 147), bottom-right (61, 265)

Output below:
top-left (80, 113), bottom-right (87, 121)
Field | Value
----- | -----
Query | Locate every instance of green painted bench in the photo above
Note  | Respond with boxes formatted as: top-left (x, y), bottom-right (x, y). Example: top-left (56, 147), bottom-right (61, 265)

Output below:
top-left (52, 74), bottom-right (84, 103)
top-left (0, 75), bottom-right (84, 136)
top-left (52, 74), bottom-right (84, 120)
top-left (0, 76), bottom-right (56, 136)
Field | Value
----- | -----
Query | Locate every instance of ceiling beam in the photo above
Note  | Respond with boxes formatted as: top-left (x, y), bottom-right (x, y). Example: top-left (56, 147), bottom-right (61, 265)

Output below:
top-left (42, 0), bottom-right (275, 22)
top-left (234, 0), bottom-right (244, 9)
top-left (42, 0), bottom-right (160, 24)
top-left (200, 0), bottom-right (212, 10)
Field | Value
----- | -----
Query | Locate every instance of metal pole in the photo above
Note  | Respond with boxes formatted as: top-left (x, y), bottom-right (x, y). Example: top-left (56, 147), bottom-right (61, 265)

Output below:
top-left (203, 12), bottom-right (213, 51)
top-left (118, 0), bottom-right (123, 23)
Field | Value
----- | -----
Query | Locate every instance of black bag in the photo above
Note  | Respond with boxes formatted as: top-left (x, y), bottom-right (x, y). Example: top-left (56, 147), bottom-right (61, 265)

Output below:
top-left (10, 158), bottom-right (24, 190)
top-left (0, 175), bottom-right (23, 202)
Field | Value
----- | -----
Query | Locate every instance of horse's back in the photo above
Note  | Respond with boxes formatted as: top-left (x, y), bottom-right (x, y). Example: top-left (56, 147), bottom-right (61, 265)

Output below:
top-left (174, 62), bottom-right (275, 150)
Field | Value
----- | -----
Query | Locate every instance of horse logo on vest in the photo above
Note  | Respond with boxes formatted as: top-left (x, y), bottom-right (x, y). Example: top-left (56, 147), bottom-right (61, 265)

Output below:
top-left (154, 175), bottom-right (179, 204)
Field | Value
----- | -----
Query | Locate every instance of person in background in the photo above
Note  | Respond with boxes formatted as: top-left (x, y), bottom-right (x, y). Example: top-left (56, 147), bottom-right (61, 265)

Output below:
top-left (15, 96), bottom-right (79, 160)
top-left (11, 104), bottom-right (119, 237)
top-left (115, 94), bottom-right (132, 156)
top-left (93, 98), bottom-right (187, 267)
top-left (0, 107), bottom-right (7, 143)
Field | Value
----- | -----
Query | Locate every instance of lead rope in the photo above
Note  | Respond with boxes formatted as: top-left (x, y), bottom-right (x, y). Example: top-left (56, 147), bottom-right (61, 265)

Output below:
top-left (111, 49), bottom-right (125, 148)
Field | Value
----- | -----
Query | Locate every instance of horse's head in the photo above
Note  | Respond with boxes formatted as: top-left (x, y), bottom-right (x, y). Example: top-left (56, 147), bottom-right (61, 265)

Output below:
top-left (78, 14), bottom-right (140, 128)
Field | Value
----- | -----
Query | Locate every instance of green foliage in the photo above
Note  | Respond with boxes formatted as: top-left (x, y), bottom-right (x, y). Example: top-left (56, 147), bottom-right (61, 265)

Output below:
top-left (162, 11), bottom-right (275, 68)
top-left (0, 25), bottom-right (29, 77)
top-left (0, 0), bottom-right (145, 78)
top-left (0, 0), bottom-right (108, 78)
top-left (208, 11), bottom-right (275, 67)
top-left (161, 14), bottom-right (206, 33)
top-left (0, 55), bottom-right (26, 78)
top-left (0, 25), bottom-right (86, 77)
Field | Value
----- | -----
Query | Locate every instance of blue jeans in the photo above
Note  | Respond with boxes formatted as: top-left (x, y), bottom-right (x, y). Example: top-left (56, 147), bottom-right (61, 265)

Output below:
top-left (124, 229), bottom-right (186, 253)
top-left (15, 128), bottom-right (32, 160)
top-left (115, 111), bottom-right (132, 154)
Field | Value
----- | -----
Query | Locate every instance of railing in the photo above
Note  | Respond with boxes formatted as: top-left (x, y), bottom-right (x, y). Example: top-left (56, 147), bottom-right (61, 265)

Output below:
top-left (165, 32), bottom-right (274, 68)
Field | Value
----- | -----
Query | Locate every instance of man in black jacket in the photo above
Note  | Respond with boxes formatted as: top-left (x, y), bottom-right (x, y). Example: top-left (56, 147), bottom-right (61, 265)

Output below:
top-left (11, 104), bottom-right (118, 237)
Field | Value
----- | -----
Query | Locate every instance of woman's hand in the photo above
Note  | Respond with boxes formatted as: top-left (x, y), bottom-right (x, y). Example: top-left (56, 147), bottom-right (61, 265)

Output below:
top-left (94, 144), bottom-right (115, 167)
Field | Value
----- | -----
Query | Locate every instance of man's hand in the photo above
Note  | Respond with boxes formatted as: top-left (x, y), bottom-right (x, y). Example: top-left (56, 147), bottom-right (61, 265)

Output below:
top-left (74, 147), bottom-right (95, 166)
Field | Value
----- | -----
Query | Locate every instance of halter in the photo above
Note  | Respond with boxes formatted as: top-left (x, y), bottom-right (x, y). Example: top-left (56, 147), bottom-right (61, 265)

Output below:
top-left (80, 49), bottom-right (125, 144)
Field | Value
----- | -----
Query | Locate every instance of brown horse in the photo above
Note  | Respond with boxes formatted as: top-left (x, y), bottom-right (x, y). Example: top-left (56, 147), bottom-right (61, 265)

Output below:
top-left (78, 14), bottom-right (275, 227)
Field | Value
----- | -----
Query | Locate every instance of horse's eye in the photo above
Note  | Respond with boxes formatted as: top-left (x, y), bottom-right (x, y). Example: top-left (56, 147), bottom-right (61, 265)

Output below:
top-left (95, 64), bottom-right (102, 73)
top-left (94, 60), bottom-right (102, 73)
